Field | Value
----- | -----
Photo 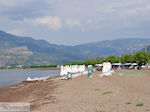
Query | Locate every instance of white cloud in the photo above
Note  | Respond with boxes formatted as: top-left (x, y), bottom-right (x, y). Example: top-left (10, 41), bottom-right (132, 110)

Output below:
top-left (65, 19), bottom-right (82, 29)
top-left (0, 0), bottom-right (33, 7)
top-left (65, 19), bottom-right (81, 27)
top-left (96, 25), bottom-right (101, 31)
top-left (0, 0), bottom-right (150, 45)
top-left (16, 16), bottom-right (62, 30)
top-left (0, 0), bottom-right (15, 6)
top-left (7, 28), bottom-right (26, 36)
top-left (34, 16), bottom-right (62, 30)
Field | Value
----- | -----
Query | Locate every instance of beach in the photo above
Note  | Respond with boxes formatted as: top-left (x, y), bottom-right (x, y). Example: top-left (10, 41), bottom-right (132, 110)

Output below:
top-left (0, 70), bottom-right (150, 112)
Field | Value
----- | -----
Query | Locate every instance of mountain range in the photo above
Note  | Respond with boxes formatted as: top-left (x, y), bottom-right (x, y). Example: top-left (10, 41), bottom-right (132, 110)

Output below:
top-left (0, 30), bottom-right (150, 66)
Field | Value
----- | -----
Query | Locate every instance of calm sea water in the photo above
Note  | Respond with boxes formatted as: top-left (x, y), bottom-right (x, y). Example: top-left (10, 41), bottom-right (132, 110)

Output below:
top-left (0, 69), bottom-right (60, 88)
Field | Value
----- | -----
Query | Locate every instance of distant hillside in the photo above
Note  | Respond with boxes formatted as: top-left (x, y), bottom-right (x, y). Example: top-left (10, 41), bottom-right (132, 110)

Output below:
top-left (141, 45), bottom-right (150, 52)
top-left (0, 30), bottom-right (150, 66)
top-left (0, 30), bottom-right (83, 66)
top-left (75, 38), bottom-right (150, 58)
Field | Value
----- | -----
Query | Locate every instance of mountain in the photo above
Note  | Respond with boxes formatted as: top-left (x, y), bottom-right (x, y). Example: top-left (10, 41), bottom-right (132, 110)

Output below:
top-left (0, 30), bottom-right (83, 66)
top-left (141, 45), bottom-right (150, 52)
top-left (0, 30), bottom-right (150, 66)
top-left (75, 38), bottom-right (150, 58)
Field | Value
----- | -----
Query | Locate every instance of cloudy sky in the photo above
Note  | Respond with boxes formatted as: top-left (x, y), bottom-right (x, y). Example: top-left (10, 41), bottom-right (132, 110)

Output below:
top-left (0, 0), bottom-right (150, 45)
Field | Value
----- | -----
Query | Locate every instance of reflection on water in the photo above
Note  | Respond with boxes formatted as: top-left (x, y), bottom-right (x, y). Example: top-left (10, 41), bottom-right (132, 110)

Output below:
top-left (0, 69), bottom-right (60, 88)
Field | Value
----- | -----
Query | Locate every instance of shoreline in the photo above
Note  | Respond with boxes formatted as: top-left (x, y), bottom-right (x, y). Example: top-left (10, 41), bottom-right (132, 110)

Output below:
top-left (0, 73), bottom-right (61, 89)
top-left (0, 67), bottom-right (60, 70)
top-left (0, 76), bottom-right (58, 110)
top-left (0, 69), bottom-right (150, 112)
top-left (0, 69), bottom-right (149, 89)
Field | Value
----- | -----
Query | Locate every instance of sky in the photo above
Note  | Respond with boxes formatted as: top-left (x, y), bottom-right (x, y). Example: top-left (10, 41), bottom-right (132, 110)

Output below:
top-left (0, 0), bottom-right (150, 45)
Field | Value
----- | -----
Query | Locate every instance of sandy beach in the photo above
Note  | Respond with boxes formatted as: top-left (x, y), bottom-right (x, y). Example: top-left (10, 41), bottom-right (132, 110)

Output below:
top-left (0, 70), bottom-right (150, 112)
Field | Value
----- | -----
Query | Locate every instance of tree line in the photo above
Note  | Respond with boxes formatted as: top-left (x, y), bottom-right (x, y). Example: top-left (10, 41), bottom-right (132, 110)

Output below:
top-left (67, 51), bottom-right (150, 67)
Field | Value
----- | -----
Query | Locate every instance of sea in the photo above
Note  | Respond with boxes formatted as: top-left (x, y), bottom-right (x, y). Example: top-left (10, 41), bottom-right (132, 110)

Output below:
top-left (0, 69), bottom-right (60, 88)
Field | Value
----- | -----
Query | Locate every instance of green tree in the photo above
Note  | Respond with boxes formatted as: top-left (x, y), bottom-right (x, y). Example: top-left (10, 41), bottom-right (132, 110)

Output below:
top-left (120, 54), bottom-right (136, 64)
top-left (106, 56), bottom-right (120, 63)
top-left (71, 61), bottom-right (85, 65)
top-left (84, 59), bottom-right (96, 66)
top-left (135, 51), bottom-right (150, 67)
top-left (95, 57), bottom-right (105, 64)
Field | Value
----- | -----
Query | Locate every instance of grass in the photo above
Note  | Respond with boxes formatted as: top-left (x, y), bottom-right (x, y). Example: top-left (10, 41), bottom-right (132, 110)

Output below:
top-left (102, 91), bottom-right (112, 95)
top-left (116, 104), bottom-right (119, 106)
top-left (95, 89), bottom-right (100, 91)
top-left (95, 110), bottom-right (105, 112)
top-left (97, 104), bottom-right (104, 106)
top-left (136, 103), bottom-right (144, 106)
top-left (119, 72), bottom-right (150, 76)
top-left (126, 102), bottom-right (132, 104)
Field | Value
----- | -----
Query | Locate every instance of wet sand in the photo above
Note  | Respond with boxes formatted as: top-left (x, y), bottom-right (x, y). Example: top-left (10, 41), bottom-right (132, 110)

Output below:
top-left (0, 70), bottom-right (150, 112)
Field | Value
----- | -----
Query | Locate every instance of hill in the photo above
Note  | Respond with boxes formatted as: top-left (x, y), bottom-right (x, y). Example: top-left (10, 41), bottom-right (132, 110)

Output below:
top-left (75, 38), bottom-right (150, 58)
top-left (0, 31), bottom-right (83, 66)
top-left (0, 30), bottom-right (150, 66)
